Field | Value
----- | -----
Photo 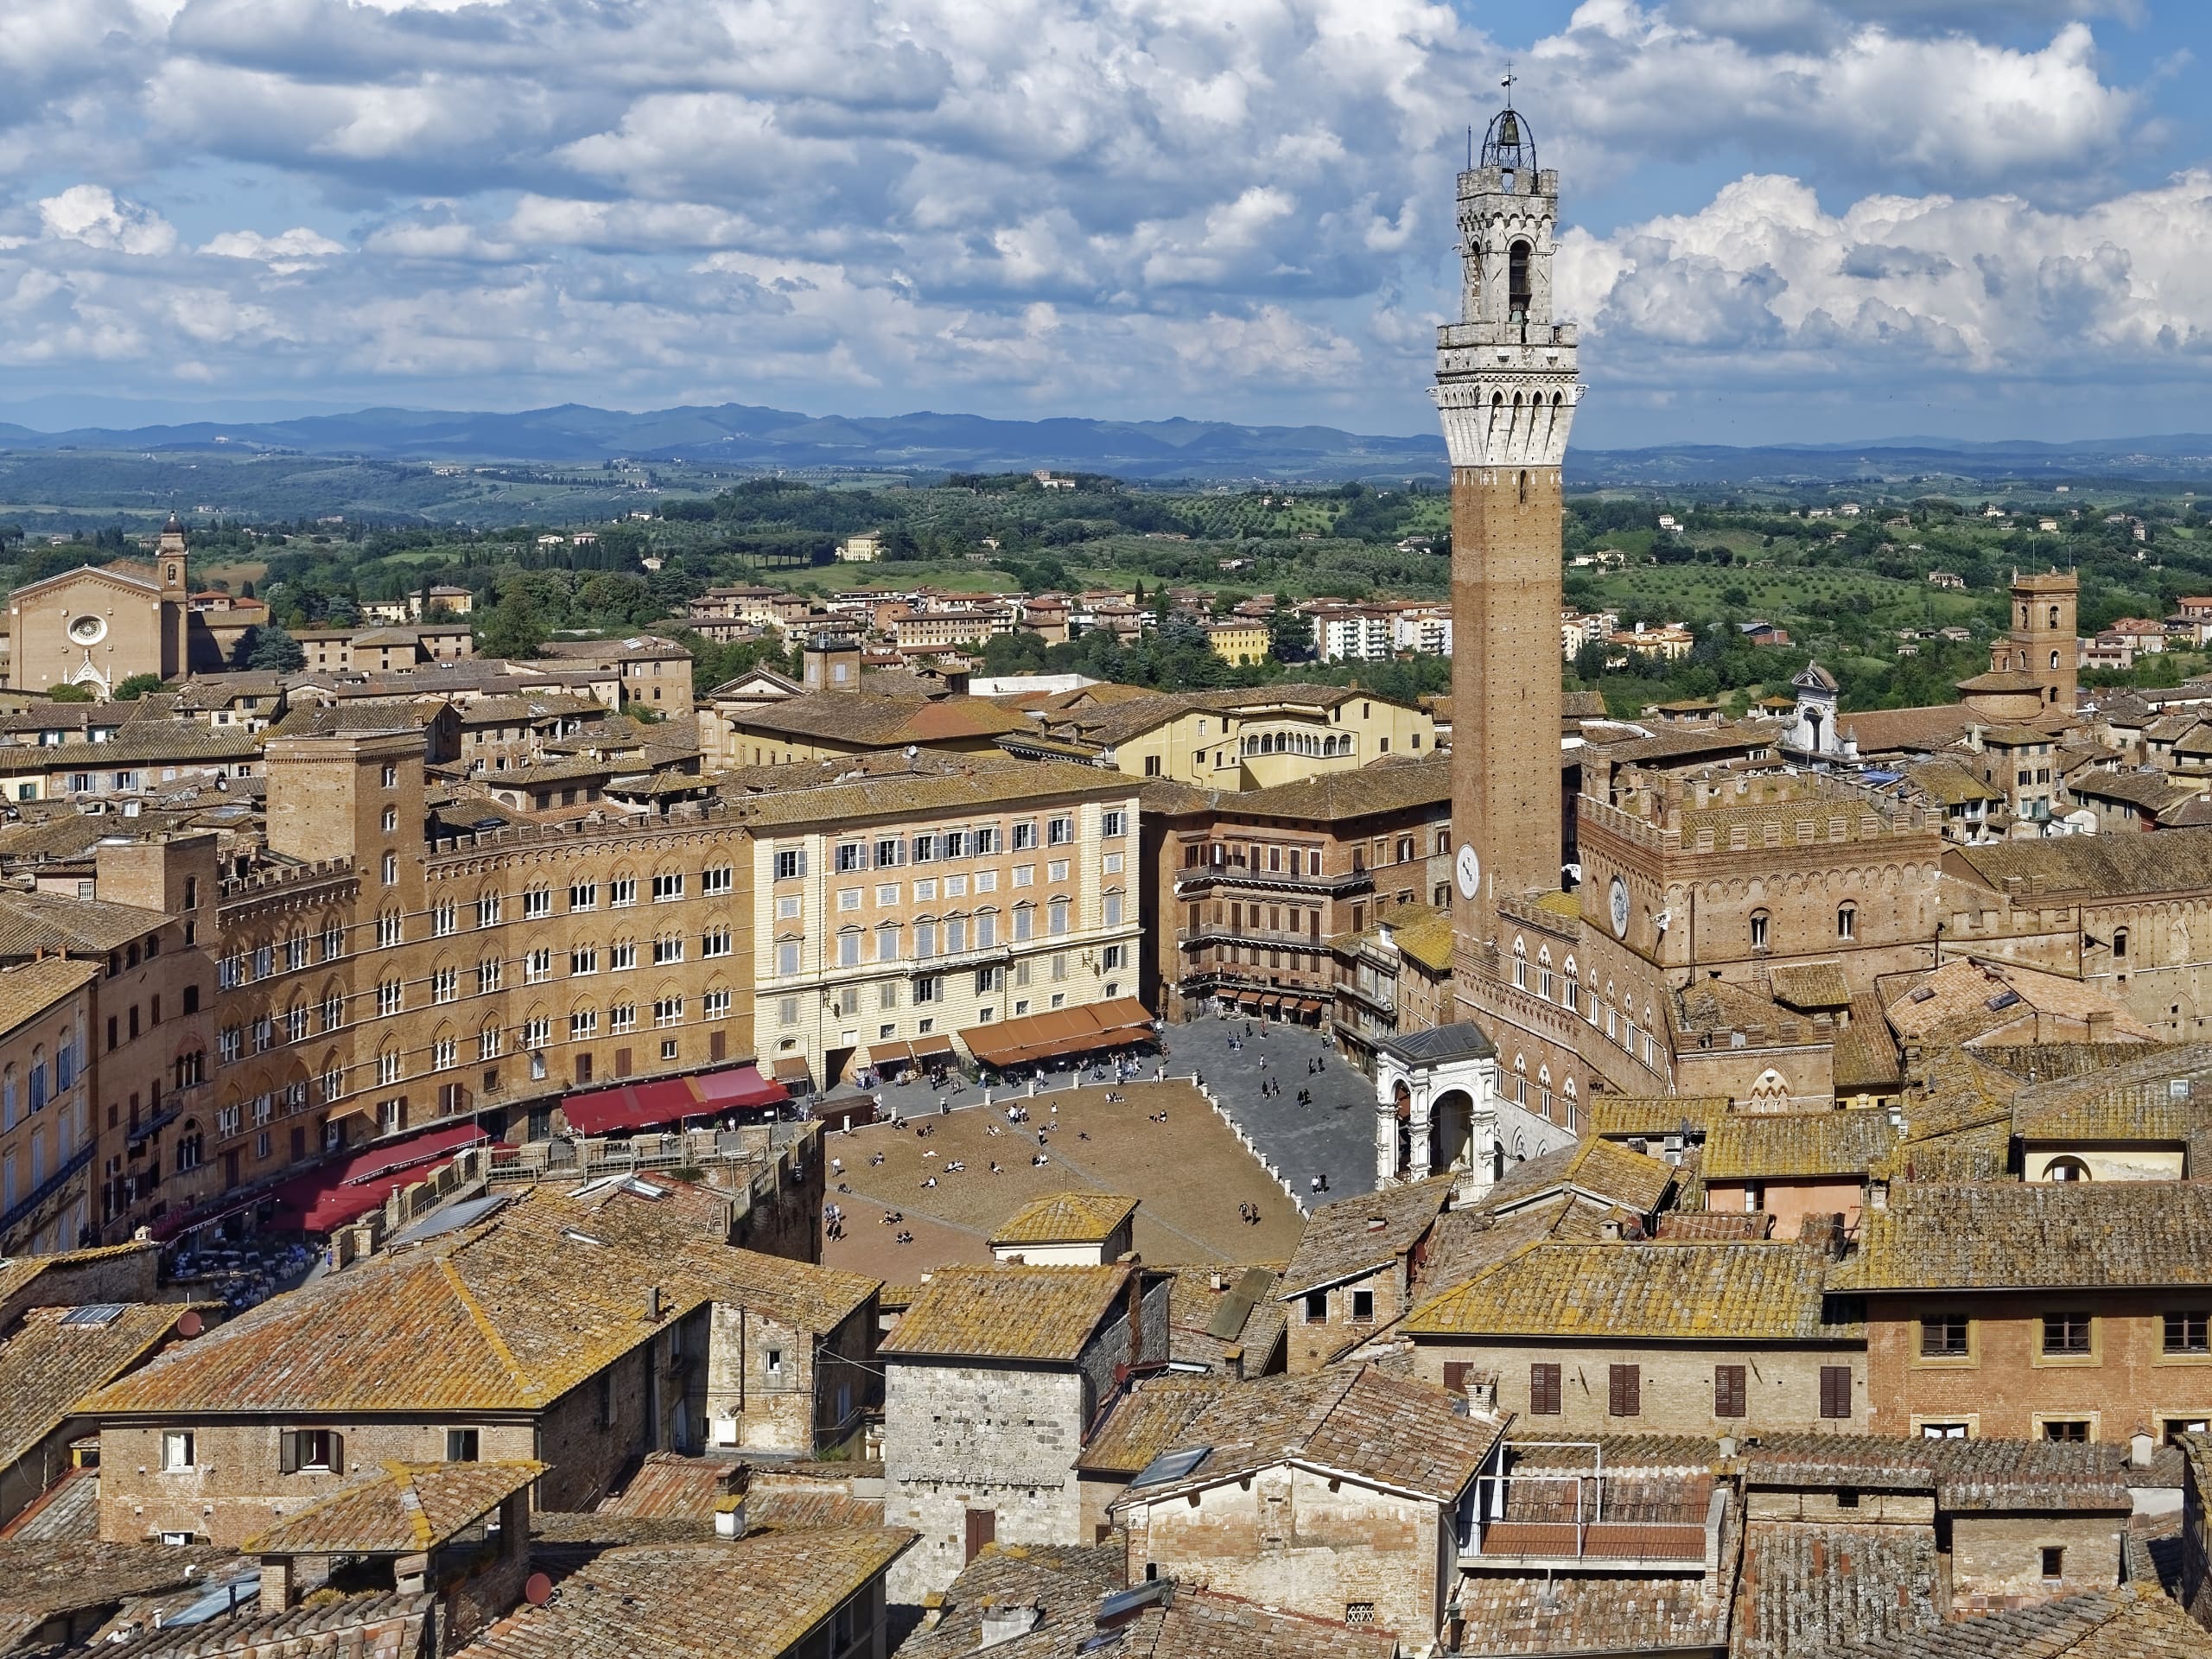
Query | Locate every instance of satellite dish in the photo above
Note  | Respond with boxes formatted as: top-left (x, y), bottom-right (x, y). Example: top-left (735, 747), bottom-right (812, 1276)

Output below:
top-left (176, 1310), bottom-right (204, 1338)
top-left (524, 1573), bottom-right (554, 1607)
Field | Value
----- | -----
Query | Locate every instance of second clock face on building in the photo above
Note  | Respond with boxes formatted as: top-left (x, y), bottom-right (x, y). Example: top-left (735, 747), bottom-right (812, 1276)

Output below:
top-left (1609, 874), bottom-right (1630, 937)
top-left (1455, 843), bottom-right (1481, 900)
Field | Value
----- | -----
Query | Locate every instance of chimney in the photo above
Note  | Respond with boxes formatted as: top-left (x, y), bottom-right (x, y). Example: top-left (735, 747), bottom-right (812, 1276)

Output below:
top-left (1599, 1217), bottom-right (1623, 1243)
top-left (1717, 1433), bottom-right (1738, 1460)
top-left (977, 1599), bottom-right (1042, 1649)
top-left (1465, 1370), bottom-right (1497, 1415)
top-left (715, 1491), bottom-right (748, 1539)
top-left (1867, 1179), bottom-right (1890, 1212)
top-left (2132, 1427), bottom-right (2158, 1469)
top-left (648, 1286), bottom-right (668, 1320)
top-left (2088, 1009), bottom-right (2114, 1042)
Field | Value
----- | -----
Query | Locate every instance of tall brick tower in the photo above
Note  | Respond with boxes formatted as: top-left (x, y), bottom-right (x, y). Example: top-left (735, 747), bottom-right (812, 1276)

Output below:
top-left (1436, 102), bottom-right (1582, 995)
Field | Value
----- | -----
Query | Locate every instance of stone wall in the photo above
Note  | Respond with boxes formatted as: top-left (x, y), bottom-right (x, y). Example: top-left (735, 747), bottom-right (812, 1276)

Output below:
top-left (1123, 1466), bottom-right (1445, 1642)
top-left (1409, 1339), bottom-right (1866, 1438)
top-left (882, 1363), bottom-right (1086, 1604)
top-left (1950, 1512), bottom-right (2122, 1606)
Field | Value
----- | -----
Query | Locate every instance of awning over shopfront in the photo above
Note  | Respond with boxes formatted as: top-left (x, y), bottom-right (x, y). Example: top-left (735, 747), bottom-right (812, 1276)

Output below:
top-left (910, 1033), bottom-right (958, 1063)
top-left (866, 1040), bottom-right (914, 1069)
top-left (561, 1062), bottom-right (787, 1137)
top-left (772, 1058), bottom-right (814, 1085)
top-left (960, 997), bottom-right (1155, 1071)
top-left (264, 1122), bottom-right (490, 1236)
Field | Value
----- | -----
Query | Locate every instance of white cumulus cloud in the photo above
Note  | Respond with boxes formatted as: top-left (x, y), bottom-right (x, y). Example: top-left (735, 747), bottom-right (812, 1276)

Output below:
top-left (38, 185), bottom-right (177, 256)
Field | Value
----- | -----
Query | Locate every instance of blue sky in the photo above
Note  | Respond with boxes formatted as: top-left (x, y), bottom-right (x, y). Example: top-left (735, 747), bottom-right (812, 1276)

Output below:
top-left (0, 0), bottom-right (2207, 448)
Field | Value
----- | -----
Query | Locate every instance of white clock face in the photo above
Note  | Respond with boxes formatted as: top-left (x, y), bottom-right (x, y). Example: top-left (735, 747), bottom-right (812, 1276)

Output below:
top-left (1455, 843), bottom-right (1481, 900)
top-left (1609, 875), bottom-right (1630, 938)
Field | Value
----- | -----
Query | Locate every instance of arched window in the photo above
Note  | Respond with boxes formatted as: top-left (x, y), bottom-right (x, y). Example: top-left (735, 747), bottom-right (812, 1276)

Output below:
top-left (2113, 926), bottom-right (2130, 962)
top-left (1508, 239), bottom-right (1532, 318)
top-left (2049, 605), bottom-right (2061, 629)
top-left (2050, 649), bottom-right (2060, 671)
top-left (2045, 1155), bottom-right (2092, 1182)
top-left (1750, 909), bottom-right (1770, 950)
top-left (1837, 903), bottom-right (1857, 941)
top-left (1748, 1069), bottom-right (1789, 1107)
top-left (1518, 469), bottom-right (1529, 505)
top-left (1511, 935), bottom-right (1528, 990)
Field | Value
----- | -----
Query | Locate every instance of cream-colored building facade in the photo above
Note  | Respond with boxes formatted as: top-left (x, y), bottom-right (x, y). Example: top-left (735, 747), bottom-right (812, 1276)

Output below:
top-left (737, 761), bottom-right (1144, 1090)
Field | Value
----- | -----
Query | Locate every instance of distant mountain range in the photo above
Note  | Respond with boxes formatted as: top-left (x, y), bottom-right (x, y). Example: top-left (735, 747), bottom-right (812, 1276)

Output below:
top-left (3, 399), bottom-right (2210, 486)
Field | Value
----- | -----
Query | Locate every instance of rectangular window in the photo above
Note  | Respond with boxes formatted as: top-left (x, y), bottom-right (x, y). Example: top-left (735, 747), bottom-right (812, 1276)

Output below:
top-left (702, 865), bottom-right (733, 895)
top-left (1607, 1363), bottom-right (1641, 1418)
top-left (610, 1003), bottom-right (636, 1034)
top-left (834, 842), bottom-right (868, 873)
top-left (2041, 1546), bottom-right (2065, 1579)
top-left (1715, 1364), bottom-right (1746, 1419)
top-left (161, 1430), bottom-right (194, 1471)
top-left (1303, 1291), bottom-right (1326, 1325)
top-left (2043, 1419), bottom-right (2089, 1443)
top-left (476, 893), bottom-right (502, 928)
top-left (912, 833), bottom-right (942, 864)
top-left (1013, 820), bottom-right (1038, 851)
top-left (2165, 1312), bottom-right (2210, 1355)
top-left (610, 940), bottom-right (636, 971)
top-left (1049, 899), bottom-right (1071, 937)
top-left (975, 827), bottom-right (1000, 855)
top-left (446, 1428), bottom-right (480, 1463)
top-left (874, 837), bottom-right (905, 868)
top-left (702, 927), bottom-right (732, 958)
top-left (1047, 815), bottom-right (1074, 845)
top-left (1349, 1288), bottom-right (1375, 1323)
top-left (570, 947), bottom-right (598, 976)
top-left (653, 996), bottom-right (683, 1028)
top-left (772, 849), bottom-right (806, 882)
top-left (775, 940), bottom-right (801, 976)
top-left (1819, 1365), bottom-right (1853, 1421)
top-left (1101, 809), bottom-right (1127, 837)
top-left (1921, 1316), bottom-right (1970, 1357)
top-left (525, 947), bottom-right (554, 982)
top-left (652, 935), bottom-right (683, 965)
top-left (2042, 1313), bottom-right (2092, 1357)
top-left (1529, 1363), bottom-right (1562, 1415)
top-left (702, 989), bottom-right (730, 1019)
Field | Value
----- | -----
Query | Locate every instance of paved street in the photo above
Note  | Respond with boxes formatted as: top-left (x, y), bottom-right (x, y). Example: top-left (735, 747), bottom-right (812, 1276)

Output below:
top-left (1155, 1009), bottom-right (1381, 1200)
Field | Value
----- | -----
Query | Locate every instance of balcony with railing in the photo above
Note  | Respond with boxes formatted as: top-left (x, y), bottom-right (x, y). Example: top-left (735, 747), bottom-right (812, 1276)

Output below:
top-left (1465, 1449), bottom-right (1724, 1572)
top-left (0, 1141), bottom-right (94, 1241)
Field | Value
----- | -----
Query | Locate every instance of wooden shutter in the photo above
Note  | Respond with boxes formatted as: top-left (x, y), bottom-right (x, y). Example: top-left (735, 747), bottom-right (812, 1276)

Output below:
top-left (1530, 1363), bottom-right (1560, 1415)
top-left (1443, 1362), bottom-right (1472, 1395)
top-left (1609, 1363), bottom-right (1640, 1418)
top-left (1821, 1365), bottom-right (1853, 1421)
top-left (1715, 1364), bottom-right (1746, 1420)
top-left (278, 1431), bottom-right (299, 1475)
top-left (964, 1508), bottom-right (997, 1564)
top-left (327, 1431), bottom-right (344, 1475)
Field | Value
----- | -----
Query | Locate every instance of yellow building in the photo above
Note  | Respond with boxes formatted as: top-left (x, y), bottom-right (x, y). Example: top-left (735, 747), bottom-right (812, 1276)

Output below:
top-left (1205, 621), bottom-right (1270, 666)
top-left (1015, 684), bottom-right (1436, 792)
top-left (732, 759), bottom-right (1145, 1090)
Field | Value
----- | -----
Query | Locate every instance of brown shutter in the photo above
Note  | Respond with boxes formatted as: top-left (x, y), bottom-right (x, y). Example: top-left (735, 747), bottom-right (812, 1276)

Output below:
top-left (1443, 1362), bottom-right (1472, 1395)
top-left (1609, 1363), bottom-right (1640, 1418)
top-left (1821, 1365), bottom-right (1853, 1421)
top-left (278, 1431), bottom-right (299, 1475)
top-left (964, 1508), bottom-right (997, 1563)
top-left (1530, 1363), bottom-right (1560, 1415)
top-left (327, 1431), bottom-right (344, 1475)
top-left (1715, 1364), bottom-right (1746, 1420)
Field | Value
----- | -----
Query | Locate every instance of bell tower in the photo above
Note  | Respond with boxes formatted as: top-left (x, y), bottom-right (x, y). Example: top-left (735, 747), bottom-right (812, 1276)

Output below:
top-left (1437, 100), bottom-right (1582, 993)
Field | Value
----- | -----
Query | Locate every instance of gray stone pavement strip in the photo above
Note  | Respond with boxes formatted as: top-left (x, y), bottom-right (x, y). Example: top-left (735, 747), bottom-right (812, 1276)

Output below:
top-left (1155, 1010), bottom-right (1379, 1200)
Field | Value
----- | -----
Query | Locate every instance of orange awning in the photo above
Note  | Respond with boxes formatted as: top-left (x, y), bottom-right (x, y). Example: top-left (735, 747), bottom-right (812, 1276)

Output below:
top-left (960, 997), bottom-right (1155, 1070)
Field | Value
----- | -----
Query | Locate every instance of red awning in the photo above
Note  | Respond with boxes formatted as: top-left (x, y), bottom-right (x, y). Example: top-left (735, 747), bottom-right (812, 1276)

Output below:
top-left (561, 1063), bottom-right (789, 1136)
top-left (693, 1065), bottom-right (785, 1110)
top-left (264, 1122), bottom-right (490, 1236)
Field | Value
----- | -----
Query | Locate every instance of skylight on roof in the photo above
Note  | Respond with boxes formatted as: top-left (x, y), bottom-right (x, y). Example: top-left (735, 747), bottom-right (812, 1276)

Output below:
top-left (60, 1304), bottom-right (124, 1327)
top-left (1129, 1446), bottom-right (1210, 1490)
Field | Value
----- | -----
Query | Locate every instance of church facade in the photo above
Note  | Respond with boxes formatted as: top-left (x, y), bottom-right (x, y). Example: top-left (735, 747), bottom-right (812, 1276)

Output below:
top-left (5, 516), bottom-right (219, 697)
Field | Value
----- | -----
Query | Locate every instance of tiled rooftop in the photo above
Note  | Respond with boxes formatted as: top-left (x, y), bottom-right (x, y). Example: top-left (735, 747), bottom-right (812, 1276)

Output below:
top-left (459, 1530), bottom-right (913, 1659)
top-left (1834, 1181), bottom-right (2212, 1292)
top-left (990, 1191), bottom-right (1140, 1248)
top-left (1277, 1175), bottom-right (1451, 1301)
top-left (1408, 1241), bottom-right (1849, 1342)
top-left (243, 1460), bottom-right (543, 1555)
top-left (1700, 1109), bottom-right (1898, 1181)
top-left (1731, 1519), bottom-right (1941, 1659)
top-left (1123, 1365), bottom-right (1502, 1504)
top-left (881, 1263), bottom-right (1136, 1363)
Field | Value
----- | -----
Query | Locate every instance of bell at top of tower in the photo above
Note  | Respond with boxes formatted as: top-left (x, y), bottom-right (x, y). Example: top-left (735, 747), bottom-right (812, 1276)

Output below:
top-left (1479, 106), bottom-right (1535, 174)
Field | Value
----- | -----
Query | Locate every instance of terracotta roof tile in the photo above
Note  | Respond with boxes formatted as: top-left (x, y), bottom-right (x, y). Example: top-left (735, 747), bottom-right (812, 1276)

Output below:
top-left (882, 1263), bottom-right (1137, 1363)
top-left (243, 1460), bottom-right (543, 1555)
top-left (1408, 1241), bottom-right (1849, 1342)
top-left (1278, 1176), bottom-right (1451, 1300)
top-left (1880, 1587), bottom-right (2212, 1658)
top-left (1835, 1181), bottom-right (2212, 1292)
top-left (991, 1191), bottom-right (1139, 1248)
top-left (458, 1530), bottom-right (912, 1659)
top-left (1701, 1109), bottom-right (1898, 1181)
top-left (1732, 1519), bottom-right (1942, 1659)
top-left (1125, 1365), bottom-right (1503, 1503)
